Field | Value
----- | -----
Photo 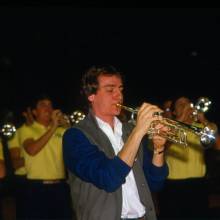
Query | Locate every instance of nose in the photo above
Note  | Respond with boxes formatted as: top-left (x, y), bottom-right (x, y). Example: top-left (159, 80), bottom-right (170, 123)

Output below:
top-left (114, 88), bottom-right (123, 100)
top-left (44, 105), bottom-right (53, 113)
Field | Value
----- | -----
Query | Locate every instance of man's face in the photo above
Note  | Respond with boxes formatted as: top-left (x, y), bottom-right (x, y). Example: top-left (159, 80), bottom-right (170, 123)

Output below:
top-left (174, 97), bottom-right (192, 117)
top-left (88, 75), bottom-right (123, 118)
top-left (33, 99), bottom-right (54, 123)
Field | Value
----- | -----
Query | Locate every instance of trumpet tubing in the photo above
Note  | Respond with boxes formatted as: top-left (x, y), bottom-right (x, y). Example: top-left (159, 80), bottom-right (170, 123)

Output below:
top-left (148, 118), bottom-right (188, 146)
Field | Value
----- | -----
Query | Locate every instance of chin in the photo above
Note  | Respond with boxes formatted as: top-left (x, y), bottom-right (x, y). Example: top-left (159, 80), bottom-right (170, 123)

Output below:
top-left (114, 109), bottom-right (121, 116)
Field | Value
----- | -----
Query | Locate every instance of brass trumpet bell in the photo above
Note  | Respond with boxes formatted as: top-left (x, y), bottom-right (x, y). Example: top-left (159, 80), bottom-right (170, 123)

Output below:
top-left (194, 97), bottom-right (211, 113)
top-left (61, 110), bottom-right (85, 127)
top-left (68, 111), bottom-right (85, 125)
top-left (0, 123), bottom-right (16, 139)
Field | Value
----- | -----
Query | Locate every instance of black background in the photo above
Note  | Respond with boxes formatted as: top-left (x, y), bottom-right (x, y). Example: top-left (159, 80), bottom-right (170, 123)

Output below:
top-left (0, 7), bottom-right (220, 127)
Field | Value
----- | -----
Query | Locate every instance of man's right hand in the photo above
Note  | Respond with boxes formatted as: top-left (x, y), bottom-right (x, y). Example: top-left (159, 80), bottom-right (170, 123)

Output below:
top-left (135, 102), bottom-right (163, 137)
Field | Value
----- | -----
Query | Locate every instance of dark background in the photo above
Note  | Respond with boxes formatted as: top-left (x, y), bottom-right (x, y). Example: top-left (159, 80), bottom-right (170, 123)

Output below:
top-left (0, 7), bottom-right (220, 127)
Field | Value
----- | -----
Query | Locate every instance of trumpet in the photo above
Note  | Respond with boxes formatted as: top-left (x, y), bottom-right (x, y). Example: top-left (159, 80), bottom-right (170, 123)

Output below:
top-left (194, 97), bottom-right (211, 113)
top-left (191, 97), bottom-right (212, 121)
top-left (117, 104), bottom-right (216, 148)
top-left (60, 110), bottom-right (85, 127)
top-left (0, 123), bottom-right (16, 139)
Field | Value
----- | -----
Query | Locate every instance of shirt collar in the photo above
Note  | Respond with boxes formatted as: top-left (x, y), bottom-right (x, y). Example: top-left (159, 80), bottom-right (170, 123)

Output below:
top-left (33, 121), bottom-right (50, 130)
top-left (95, 116), bottom-right (122, 135)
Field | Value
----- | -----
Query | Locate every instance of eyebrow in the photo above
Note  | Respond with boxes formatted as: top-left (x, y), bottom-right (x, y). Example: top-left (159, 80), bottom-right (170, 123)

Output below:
top-left (102, 84), bottom-right (123, 88)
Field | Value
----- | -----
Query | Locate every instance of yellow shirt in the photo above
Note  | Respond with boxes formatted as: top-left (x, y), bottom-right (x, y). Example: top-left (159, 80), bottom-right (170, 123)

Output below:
top-left (165, 123), bottom-right (206, 179)
top-left (7, 124), bottom-right (27, 175)
top-left (0, 141), bottom-right (4, 161)
top-left (19, 121), bottom-right (66, 180)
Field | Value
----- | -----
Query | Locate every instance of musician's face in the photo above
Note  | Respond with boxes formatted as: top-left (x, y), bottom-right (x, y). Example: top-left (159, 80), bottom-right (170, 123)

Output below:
top-left (88, 74), bottom-right (123, 119)
top-left (174, 97), bottom-right (192, 117)
top-left (163, 100), bottom-right (173, 119)
top-left (33, 99), bottom-right (54, 123)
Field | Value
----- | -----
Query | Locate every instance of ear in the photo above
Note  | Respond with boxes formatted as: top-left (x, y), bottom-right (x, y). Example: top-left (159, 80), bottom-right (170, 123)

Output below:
top-left (88, 94), bottom-right (95, 102)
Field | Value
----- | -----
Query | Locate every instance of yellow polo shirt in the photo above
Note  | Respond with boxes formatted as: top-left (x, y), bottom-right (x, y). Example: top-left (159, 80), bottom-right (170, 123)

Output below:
top-left (19, 121), bottom-right (66, 180)
top-left (7, 124), bottom-right (27, 175)
top-left (165, 123), bottom-right (206, 179)
top-left (0, 141), bottom-right (4, 161)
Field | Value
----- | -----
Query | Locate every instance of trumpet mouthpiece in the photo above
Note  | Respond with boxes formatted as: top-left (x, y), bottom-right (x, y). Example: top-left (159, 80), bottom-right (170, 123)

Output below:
top-left (116, 104), bottom-right (138, 114)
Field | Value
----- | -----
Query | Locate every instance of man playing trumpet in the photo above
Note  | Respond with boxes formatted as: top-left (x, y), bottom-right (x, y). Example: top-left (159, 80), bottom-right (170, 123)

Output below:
top-left (19, 94), bottom-right (72, 219)
top-left (63, 66), bottom-right (168, 220)
top-left (159, 96), bottom-right (210, 219)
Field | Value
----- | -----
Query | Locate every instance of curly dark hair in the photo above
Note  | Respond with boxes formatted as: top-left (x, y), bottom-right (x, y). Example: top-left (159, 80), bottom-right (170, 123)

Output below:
top-left (81, 65), bottom-right (123, 98)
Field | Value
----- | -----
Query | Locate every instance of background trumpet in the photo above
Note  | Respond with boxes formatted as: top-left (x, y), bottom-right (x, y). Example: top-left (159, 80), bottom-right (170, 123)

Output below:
top-left (0, 123), bottom-right (16, 139)
top-left (117, 103), bottom-right (216, 148)
top-left (191, 97), bottom-right (212, 121)
top-left (59, 110), bottom-right (85, 128)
